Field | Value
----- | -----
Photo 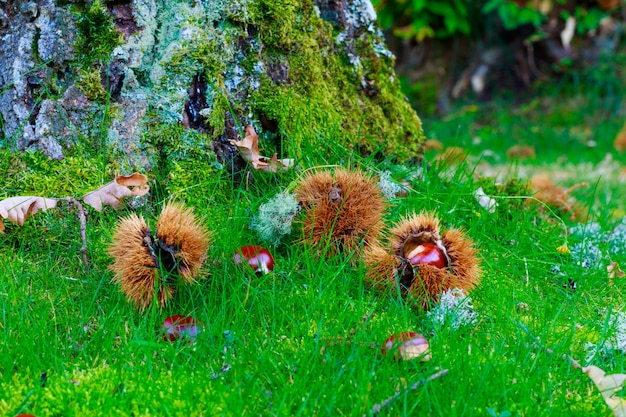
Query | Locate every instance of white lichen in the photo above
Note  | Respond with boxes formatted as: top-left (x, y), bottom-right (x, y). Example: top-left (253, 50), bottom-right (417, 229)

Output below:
top-left (377, 170), bottom-right (402, 200)
top-left (568, 221), bottom-right (613, 268)
top-left (570, 241), bottom-right (604, 268)
top-left (585, 310), bottom-right (626, 363)
top-left (426, 288), bottom-right (478, 330)
top-left (372, 36), bottom-right (395, 59)
top-left (344, 0), bottom-right (377, 28)
top-left (569, 222), bottom-right (604, 241)
top-left (250, 192), bottom-right (300, 246)
top-left (607, 216), bottom-right (626, 255)
top-left (224, 0), bottom-right (250, 22)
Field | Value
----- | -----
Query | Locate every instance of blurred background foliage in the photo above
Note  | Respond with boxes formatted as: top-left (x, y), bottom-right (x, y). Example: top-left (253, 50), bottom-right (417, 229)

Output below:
top-left (372, 0), bottom-right (625, 115)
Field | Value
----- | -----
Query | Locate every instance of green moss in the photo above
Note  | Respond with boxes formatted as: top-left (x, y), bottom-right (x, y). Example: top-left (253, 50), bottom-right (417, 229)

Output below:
top-left (145, 0), bottom-right (423, 165)
top-left (246, 1), bottom-right (423, 161)
top-left (476, 176), bottom-right (532, 221)
top-left (253, 0), bottom-right (302, 50)
top-left (76, 68), bottom-right (108, 102)
top-left (139, 121), bottom-right (233, 205)
top-left (0, 367), bottom-right (227, 416)
top-left (74, 0), bottom-right (123, 69)
top-left (166, 158), bottom-right (234, 207)
top-left (0, 147), bottom-right (117, 198)
top-left (208, 88), bottom-right (230, 135)
top-left (477, 176), bottom-right (531, 197)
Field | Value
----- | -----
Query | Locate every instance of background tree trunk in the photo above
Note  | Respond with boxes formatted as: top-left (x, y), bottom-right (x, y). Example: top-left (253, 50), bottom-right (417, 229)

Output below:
top-left (0, 0), bottom-right (424, 171)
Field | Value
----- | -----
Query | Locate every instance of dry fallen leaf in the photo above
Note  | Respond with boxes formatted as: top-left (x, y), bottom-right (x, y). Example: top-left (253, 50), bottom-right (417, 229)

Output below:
top-left (424, 139), bottom-right (444, 152)
top-left (0, 196), bottom-right (59, 232)
top-left (608, 262), bottom-right (625, 285)
top-left (615, 121), bottom-right (626, 153)
top-left (230, 125), bottom-right (294, 173)
top-left (583, 364), bottom-right (626, 416)
top-left (82, 173), bottom-right (150, 212)
top-left (436, 146), bottom-right (467, 165)
top-left (506, 145), bottom-right (536, 160)
top-left (474, 187), bottom-right (497, 213)
top-left (0, 174), bottom-right (149, 233)
top-left (599, 0), bottom-right (621, 11)
top-left (530, 173), bottom-right (587, 221)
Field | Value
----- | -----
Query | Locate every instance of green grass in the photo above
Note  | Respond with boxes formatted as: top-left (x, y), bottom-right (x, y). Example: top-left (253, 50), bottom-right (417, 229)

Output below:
top-left (2, 77), bottom-right (626, 417)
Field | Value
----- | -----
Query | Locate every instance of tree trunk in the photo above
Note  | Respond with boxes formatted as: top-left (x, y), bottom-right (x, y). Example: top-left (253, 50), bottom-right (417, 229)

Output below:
top-left (0, 0), bottom-right (425, 171)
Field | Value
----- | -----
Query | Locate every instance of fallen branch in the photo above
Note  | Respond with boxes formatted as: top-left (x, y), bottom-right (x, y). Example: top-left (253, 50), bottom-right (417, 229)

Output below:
top-left (68, 198), bottom-right (89, 267)
top-left (1, 174), bottom-right (150, 267)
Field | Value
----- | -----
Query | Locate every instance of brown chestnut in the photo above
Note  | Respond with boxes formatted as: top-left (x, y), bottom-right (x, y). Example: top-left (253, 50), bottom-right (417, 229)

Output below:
top-left (162, 315), bottom-right (200, 342)
top-left (382, 332), bottom-right (431, 361)
top-left (233, 245), bottom-right (275, 274)
top-left (406, 242), bottom-right (447, 269)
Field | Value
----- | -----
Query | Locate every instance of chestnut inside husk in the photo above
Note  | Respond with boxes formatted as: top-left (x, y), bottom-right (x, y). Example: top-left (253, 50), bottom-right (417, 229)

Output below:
top-left (364, 212), bottom-right (480, 309)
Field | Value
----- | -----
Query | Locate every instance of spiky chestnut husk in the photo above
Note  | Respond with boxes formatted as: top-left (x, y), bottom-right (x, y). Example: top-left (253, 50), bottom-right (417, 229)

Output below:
top-left (365, 212), bottom-right (480, 309)
top-left (156, 202), bottom-right (211, 282)
top-left (363, 245), bottom-right (402, 292)
top-left (295, 168), bottom-right (385, 259)
top-left (109, 213), bottom-right (172, 311)
top-left (109, 203), bottom-right (211, 311)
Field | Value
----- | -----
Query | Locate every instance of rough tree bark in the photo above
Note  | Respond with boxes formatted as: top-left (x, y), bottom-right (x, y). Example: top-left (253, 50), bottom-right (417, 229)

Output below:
top-left (0, 0), bottom-right (425, 172)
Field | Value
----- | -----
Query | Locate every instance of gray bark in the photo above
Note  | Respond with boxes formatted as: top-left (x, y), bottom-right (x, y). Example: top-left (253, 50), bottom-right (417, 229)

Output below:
top-left (1, 0), bottom-right (424, 167)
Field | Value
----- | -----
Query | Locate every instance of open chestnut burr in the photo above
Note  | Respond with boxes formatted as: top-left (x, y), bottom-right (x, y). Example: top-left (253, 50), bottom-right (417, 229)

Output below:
top-left (365, 212), bottom-right (480, 309)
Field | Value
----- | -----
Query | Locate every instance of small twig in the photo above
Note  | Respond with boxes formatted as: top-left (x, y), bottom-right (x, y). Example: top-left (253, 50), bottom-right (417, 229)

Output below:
top-left (68, 198), bottom-right (89, 267)
top-left (365, 369), bottom-right (449, 417)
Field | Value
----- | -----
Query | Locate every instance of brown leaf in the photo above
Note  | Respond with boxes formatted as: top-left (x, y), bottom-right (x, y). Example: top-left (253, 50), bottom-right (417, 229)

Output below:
top-left (255, 153), bottom-right (295, 173)
top-left (436, 146), bottom-right (466, 165)
top-left (82, 173), bottom-right (150, 212)
top-left (0, 196), bottom-right (59, 232)
top-left (506, 145), bottom-right (536, 160)
top-left (530, 173), bottom-right (587, 221)
top-left (615, 121), bottom-right (626, 153)
top-left (424, 139), bottom-right (444, 152)
top-left (599, 0), bottom-right (621, 11)
top-left (583, 365), bottom-right (626, 416)
top-left (608, 262), bottom-right (625, 285)
top-left (230, 125), bottom-right (293, 172)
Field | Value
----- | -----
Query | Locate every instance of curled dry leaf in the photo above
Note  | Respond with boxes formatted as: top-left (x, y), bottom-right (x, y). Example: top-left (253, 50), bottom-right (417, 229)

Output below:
top-left (474, 187), bottom-right (497, 214)
top-left (0, 174), bottom-right (149, 238)
top-left (0, 196), bottom-right (58, 232)
top-left (82, 173), bottom-right (150, 212)
top-left (583, 364), bottom-right (626, 416)
top-left (230, 125), bottom-right (294, 173)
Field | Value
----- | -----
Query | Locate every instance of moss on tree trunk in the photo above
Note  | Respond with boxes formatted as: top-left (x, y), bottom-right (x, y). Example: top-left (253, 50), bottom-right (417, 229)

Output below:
top-left (0, 0), bottom-right (424, 194)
